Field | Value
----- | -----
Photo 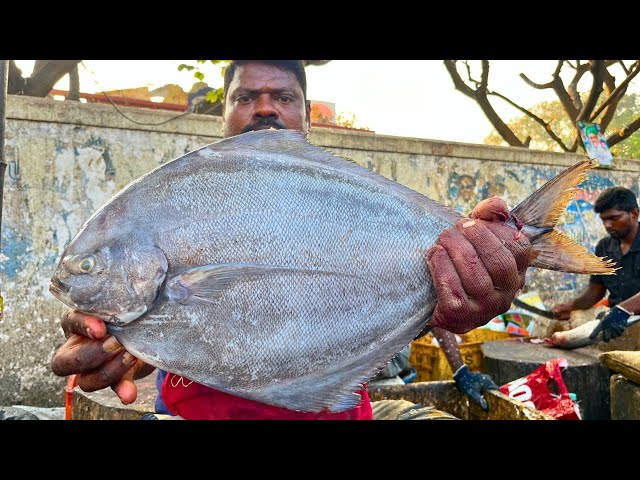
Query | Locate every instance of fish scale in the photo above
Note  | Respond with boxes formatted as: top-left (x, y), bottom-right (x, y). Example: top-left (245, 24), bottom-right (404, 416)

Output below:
top-left (50, 129), bottom-right (616, 412)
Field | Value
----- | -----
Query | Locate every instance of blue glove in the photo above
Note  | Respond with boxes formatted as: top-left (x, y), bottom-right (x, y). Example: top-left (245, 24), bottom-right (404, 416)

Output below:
top-left (589, 305), bottom-right (630, 342)
top-left (453, 365), bottom-right (499, 411)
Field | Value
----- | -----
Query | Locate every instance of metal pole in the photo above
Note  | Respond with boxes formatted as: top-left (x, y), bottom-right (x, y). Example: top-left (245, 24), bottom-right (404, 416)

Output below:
top-left (0, 60), bottom-right (7, 248)
top-left (0, 60), bottom-right (8, 320)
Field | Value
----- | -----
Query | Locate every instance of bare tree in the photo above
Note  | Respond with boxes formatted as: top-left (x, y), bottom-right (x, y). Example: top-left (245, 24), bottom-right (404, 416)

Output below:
top-left (7, 60), bottom-right (81, 98)
top-left (444, 60), bottom-right (640, 152)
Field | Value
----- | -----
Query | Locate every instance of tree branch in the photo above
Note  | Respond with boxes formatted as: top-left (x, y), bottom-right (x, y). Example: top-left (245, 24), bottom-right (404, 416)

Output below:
top-left (590, 60), bottom-right (640, 122)
top-left (597, 69), bottom-right (621, 131)
top-left (23, 60), bottom-right (81, 97)
top-left (607, 116), bottom-right (640, 146)
top-left (488, 90), bottom-right (570, 151)
top-left (519, 60), bottom-right (562, 88)
top-left (7, 60), bottom-right (26, 94)
top-left (66, 64), bottom-right (80, 101)
top-left (444, 60), bottom-right (524, 147)
top-left (576, 60), bottom-right (605, 123)
top-left (566, 62), bottom-right (590, 111)
top-left (443, 60), bottom-right (476, 97)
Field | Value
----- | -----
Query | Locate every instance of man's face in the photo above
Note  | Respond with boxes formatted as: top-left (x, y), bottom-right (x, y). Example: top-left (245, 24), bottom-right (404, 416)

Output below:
top-left (599, 207), bottom-right (639, 239)
top-left (222, 62), bottom-right (310, 138)
top-left (589, 133), bottom-right (599, 146)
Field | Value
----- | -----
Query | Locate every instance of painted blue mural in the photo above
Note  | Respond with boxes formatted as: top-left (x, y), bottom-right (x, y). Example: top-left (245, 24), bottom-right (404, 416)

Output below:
top-left (0, 227), bottom-right (32, 278)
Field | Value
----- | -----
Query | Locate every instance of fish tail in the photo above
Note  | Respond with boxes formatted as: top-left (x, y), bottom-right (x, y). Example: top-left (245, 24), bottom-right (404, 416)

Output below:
top-left (510, 160), bottom-right (617, 275)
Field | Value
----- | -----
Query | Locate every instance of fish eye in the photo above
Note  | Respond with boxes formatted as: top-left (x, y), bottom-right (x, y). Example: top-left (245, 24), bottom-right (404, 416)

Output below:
top-left (78, 256), bottom-right (96, 273)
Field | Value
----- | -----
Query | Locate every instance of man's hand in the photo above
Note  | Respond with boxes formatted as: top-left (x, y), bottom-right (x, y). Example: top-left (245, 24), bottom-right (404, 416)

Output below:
top-left (453, 365), bottom-right (499, 411)
top-left (426, 197), bottom-right (532, 334)
top-left (551, 303), bottom-right (573, 321)
top-left (589, 305), bottom-right (630, 342)
top-left (51, 309), bottom-right (153, 404)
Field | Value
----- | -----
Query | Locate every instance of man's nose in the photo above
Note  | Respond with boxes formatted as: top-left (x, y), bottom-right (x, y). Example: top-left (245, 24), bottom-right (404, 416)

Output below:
top-left (254, 95), bottom-right (278, 117)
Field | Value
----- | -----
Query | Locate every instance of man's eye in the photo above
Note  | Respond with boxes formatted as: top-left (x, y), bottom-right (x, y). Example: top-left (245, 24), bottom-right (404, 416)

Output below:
top-left (236, 95), bottom-right (252, 104)
top-left (278, 96), bottom-right (293, 103)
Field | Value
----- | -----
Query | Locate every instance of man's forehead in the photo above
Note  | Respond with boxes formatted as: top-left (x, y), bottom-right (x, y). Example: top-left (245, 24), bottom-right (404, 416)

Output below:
top-left (230, 63), bottom-right (301, 90)
top-left (600, 208), bottom-right (628, 218)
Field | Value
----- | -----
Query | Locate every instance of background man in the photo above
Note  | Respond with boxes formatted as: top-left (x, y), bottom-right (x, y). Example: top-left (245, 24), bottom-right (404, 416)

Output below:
top-left (553, 186), bottom-right (640, 341)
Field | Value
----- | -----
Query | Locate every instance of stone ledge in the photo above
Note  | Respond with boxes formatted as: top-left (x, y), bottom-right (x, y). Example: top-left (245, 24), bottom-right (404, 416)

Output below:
top-left (71, 374), bottom-right (157, 420)
top-left (610, 374), bottom-right (640, 420)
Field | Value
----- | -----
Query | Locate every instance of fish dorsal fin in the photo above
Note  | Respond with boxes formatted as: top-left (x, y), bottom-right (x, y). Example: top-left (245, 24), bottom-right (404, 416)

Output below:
top-left (164, 262), bottom-right (357, 304)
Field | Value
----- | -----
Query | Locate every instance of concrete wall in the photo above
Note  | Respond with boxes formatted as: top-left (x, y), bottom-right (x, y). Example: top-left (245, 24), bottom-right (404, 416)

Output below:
top-left (2, 95), bottom-right (640, 406)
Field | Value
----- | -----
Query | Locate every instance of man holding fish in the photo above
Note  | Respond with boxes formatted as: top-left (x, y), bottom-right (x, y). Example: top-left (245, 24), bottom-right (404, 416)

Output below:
top-left (49, 60), bottom-right (541, 419)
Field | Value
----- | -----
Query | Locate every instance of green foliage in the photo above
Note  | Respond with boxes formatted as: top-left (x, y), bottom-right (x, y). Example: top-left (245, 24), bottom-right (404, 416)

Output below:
top-left (205, 89), bottom-right (223, 104)
top-left (178, 60), bottom-right (230, 103)
top-left (484, 93), bottom-right (640, 159)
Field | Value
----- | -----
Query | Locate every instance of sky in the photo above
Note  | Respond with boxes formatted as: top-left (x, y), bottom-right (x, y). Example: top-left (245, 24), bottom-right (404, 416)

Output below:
top-left (15, 60), bottom-right (637, 145)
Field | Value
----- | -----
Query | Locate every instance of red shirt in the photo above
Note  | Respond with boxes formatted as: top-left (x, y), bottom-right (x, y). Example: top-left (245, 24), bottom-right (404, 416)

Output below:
top-left (161, 372), bottom-right (373, 420)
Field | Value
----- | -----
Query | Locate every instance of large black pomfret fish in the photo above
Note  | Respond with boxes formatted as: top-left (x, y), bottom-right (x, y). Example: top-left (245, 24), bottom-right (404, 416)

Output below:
top-left (49, 129), bottom-right (615, 412)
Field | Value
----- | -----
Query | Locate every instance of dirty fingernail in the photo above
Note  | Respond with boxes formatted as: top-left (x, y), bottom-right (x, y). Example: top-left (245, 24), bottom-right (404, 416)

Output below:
top-left (102, 336), bottom-right (122, 353)
top-left (122, 352), bottom-right (136, 364)
top-left (86, 327), bottom-right (96, 340)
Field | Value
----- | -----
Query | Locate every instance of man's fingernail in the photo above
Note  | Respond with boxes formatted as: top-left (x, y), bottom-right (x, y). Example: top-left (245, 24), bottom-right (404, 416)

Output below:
top-left (86, 327), bottom-right (96, 340)
top-left (122, 352), bottom-right (136, 364)
top-left (462, 220), bottom-right (476, 228)
top-left (102, 336), bottom-right (122, 353)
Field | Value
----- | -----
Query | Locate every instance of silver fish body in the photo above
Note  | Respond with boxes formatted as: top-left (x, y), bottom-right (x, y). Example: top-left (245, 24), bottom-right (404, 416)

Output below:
top-left (548, 315), bottom-right (640, 349)
top-left (51, 129), bottom-right (615, 412)
top-left (51, 129), bottom-right (461, 412)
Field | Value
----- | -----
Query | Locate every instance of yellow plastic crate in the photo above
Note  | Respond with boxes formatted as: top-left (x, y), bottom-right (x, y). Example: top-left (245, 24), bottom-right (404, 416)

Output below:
top-left (410, 329), bottom-right (516, 382)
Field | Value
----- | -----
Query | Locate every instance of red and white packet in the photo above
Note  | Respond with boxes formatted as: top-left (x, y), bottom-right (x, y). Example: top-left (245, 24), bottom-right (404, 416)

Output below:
top-left (499, 358), bottom-right (581, 420)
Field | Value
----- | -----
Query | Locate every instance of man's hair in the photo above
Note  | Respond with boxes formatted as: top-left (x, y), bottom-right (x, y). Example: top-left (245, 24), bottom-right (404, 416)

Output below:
top-left (594, 186), bottom-right (639, 213)
top-left (223, 60), bottom-right (307, 101)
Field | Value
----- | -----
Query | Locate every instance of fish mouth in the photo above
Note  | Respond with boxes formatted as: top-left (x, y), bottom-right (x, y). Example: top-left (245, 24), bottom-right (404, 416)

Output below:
top-left (49, 279), bottom-right (76, 309)
top-left (50, 277), bottom-right (69, 294)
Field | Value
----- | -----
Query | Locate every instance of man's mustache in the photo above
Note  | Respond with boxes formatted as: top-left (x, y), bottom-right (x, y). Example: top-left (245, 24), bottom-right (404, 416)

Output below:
top-left (242, 119), bottom-right (286, 133)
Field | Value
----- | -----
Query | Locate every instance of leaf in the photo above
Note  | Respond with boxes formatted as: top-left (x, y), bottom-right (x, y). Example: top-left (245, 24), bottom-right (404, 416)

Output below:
top-left (194, 72), bottom-right (205, 81)
top-left (205, 89), bottom-right (222, 103)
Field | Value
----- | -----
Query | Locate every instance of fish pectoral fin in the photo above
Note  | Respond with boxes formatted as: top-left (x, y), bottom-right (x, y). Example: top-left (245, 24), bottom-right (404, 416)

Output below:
top-left (163, 263), bottom-right (345, 304)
